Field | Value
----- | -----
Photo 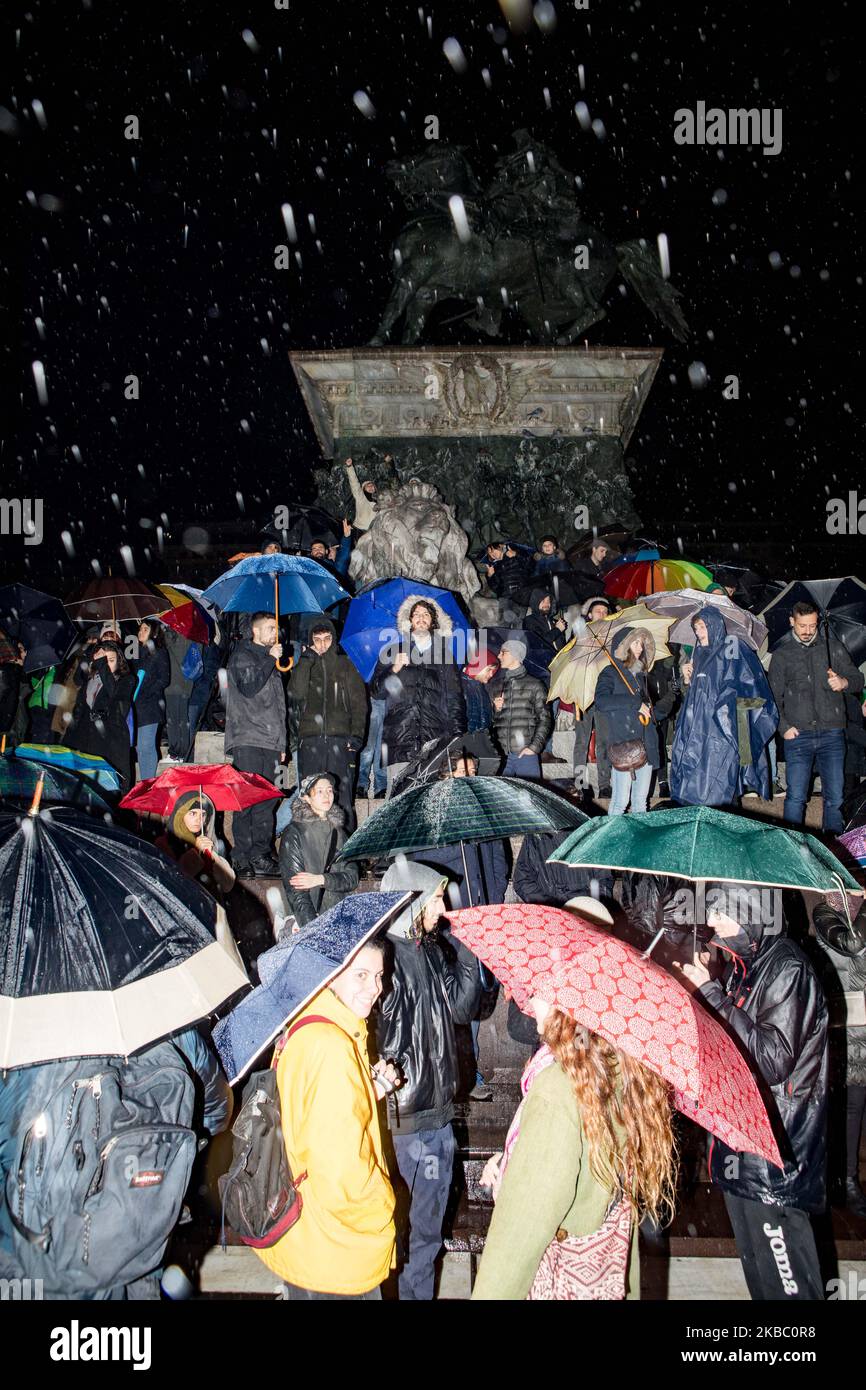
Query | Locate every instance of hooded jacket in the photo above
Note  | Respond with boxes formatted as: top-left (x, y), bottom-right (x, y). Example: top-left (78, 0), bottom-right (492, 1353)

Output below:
top-left (811, 901), bottom-right (866, 1086)
top-left (371, 596), bottom-right (467, 766)
top-left (224, 638), bottom-right (287, 755)
top-left (155, 790), bottom-right (236, 896)
top-left (66, 644), bottom-right (135, 786)
top-left (593, 627), bottom-right (660, 768)
top-left (375, 862), bottom-right (482, 1134)
top-left (523, 588), bottom-right (567, 654)
top-left (768, 630), bottom-right (863, 735)
top-left (278, 796), bottom-right (359, 927)
top-left (288, 619), bottom-right (367, 744)
top-left (670, 606), bottom-right (778, 805)
top-left (698, 903), bottom-right (829, 1213)
top-left (489, 664), bottom-right (552, 756)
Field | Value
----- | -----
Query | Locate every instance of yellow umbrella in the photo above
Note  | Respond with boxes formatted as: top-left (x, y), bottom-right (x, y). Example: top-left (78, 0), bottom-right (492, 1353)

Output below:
top-left (548, 604), bottom-right (674, 712)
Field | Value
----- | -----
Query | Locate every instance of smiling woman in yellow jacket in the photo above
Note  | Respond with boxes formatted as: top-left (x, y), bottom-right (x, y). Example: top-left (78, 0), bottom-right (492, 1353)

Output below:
top-left (255, 940), bottom-right (398, 1299)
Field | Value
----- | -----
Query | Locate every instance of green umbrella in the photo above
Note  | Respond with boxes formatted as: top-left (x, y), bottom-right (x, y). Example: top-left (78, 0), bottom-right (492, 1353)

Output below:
top-left (550, 805), bottom-right (863, 900)
top-left (338, 775), bottom-right (586, 862)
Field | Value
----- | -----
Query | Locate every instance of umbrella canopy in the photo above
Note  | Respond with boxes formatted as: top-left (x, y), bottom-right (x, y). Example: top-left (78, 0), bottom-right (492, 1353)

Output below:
top-left (0, 584), bottom-right (77, 673)
top-left (339, 578), bottom-right (471, 682)
top-left (604, 558), bottom-right (714, 600)
top-left (153, 583), bottom-right (214, 644)
top-left (760, 576), bottom-right (866, 665)
top-left (202, 552), bottom-right (348, 616)
top-left (0, 807), bottom-right (249, 1068)
top-left (641, 588), bottom-right (767, 651)
top-left (120, 763), bottom-right (282, 816)
top-left (15, 743), bottom-right (124, 793)
top-left (837, 827), bottom-right (866, 868)
top-left (841, 781), bottom-right (866, 834)
top-left (550, 805), bottom-right (864, 905)
top-left (0, 755), bottom-right (110, 813)
top-left (65, 577), bottom-right (164, 624)
top-left (389, 731), bottom-right (502, 796)
top-left (213, 891), bottom-right (410, 1084)
top-left (448, 903), bottom-right (782, 1167)
top-left (338, 775), bottom-right (586, 861)
top-left (261, 504), bottom-right (340, 553)
top-left (547, 604), bottom-right (674, 711)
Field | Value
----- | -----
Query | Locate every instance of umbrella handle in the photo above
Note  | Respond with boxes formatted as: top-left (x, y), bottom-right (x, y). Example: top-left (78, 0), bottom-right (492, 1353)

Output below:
top-left (273, 574), bottom-right (294, 672)
top-left (638, 712), bottom-right (651, 726)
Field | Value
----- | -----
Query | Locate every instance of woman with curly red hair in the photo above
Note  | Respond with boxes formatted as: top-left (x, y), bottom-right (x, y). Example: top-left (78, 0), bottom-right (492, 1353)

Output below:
top-left (471, 995), bottom-right (678, 1300)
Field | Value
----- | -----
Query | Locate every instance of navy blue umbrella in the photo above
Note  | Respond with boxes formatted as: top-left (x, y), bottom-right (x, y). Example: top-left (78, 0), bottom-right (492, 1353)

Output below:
top-left (0, 585), bottom-right (76, 673)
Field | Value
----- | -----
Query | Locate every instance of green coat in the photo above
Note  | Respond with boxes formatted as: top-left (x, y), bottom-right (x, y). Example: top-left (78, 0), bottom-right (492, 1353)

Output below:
top-left (471, 1061), bottom-right (639, 1300)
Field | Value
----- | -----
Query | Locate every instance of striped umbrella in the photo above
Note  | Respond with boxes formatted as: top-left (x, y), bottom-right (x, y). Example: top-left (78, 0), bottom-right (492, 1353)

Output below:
top-left (15, 743), bottom-right (124, 793)
top-left (604, 558), bottom-right (714, 600)
top-left (153, 583), bottom-right (214, 643)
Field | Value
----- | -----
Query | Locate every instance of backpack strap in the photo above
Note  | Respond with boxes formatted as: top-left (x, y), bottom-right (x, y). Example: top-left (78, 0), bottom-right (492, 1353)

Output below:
top-left (271, 1013), bottom-right (351, 1068)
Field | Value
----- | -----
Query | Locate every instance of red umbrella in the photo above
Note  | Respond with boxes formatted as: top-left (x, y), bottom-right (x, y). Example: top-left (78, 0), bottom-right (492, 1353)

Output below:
top-left (153, 584), bottom-right (214, 644)
top-left (448, 903), bottom-right (782, 1168)
top-left (120, 764), bottom-right (282, 816)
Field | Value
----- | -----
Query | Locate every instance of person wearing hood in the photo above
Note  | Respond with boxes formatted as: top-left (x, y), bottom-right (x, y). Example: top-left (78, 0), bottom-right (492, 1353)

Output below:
top-left (375, 860), bottom-right (482, 1300)
top-left (279, 773), bottom-right (359, 928)
top-left (288, 618), bottom-right (367, 815)
top-left (371, 597), bottom-right (467, 797)
top-left (225, 612), bottom-right (287, 878)
top-left (65, 639), bottom-right (136, 788)
top-left (155, 789), bottom-right (236, 896)
top-left (810, 898), bottom-right (866, 1220)
top-left (523, 587), bottom-right (568, 654)
top-left (671, 606), bottom-right (778, 808)
top-left (593, 626), bottom-right (660, 815)
top-left (490, 639), bottom-right (552, 779)
top-left (572, 596), bottom-right (617, 799)
top-left (675, 882), bottom-right (829, 1301)
top-left (768, 599), bottom-right (864, 833)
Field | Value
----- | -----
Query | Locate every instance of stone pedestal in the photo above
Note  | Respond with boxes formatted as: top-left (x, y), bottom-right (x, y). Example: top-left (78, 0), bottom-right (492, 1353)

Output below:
top-left (290, 346), bottom-right (662, 543)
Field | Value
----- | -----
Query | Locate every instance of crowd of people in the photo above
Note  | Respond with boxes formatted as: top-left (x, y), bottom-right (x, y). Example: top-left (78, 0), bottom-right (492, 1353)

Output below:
top-left (1, 467), bottom-right (866, 1304)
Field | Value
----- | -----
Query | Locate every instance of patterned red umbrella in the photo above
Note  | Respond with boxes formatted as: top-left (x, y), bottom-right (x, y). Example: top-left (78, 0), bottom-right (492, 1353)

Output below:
top-left (120, 764), bottom-right (282, 816)
top-left (448, 903), bottom-right (782, 1168)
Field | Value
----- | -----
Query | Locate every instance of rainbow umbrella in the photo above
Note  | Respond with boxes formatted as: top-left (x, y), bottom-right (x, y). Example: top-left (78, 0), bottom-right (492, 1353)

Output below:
top-left (154, 583), bottom-right (214, 644)
top-left (604, 557), bottom-right (714, 600)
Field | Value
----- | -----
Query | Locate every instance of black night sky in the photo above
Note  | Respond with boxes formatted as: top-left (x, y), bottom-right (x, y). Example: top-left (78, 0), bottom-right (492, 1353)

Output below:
top-left (4, 0), bottom-right (862, 588)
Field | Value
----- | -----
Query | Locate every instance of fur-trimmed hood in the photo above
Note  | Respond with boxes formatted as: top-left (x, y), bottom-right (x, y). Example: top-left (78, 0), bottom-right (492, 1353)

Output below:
top-left (291, 796), bottom-right (346, 829)
top-left (394, 594), bottom-right (455, 638)
top-left (611, 625), bottom-right (656, 665)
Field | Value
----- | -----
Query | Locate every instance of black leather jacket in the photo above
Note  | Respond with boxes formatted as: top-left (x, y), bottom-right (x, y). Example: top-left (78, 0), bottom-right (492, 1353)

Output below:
top-left (375, 927), bottom-right (481, 1134)
top-left (699, 926), bottom-right (829, 1213)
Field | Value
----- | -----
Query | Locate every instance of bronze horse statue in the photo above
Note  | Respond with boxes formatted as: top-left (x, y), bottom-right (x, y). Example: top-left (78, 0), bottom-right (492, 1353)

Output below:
top-left (371, 135), bottom-right (689, 347)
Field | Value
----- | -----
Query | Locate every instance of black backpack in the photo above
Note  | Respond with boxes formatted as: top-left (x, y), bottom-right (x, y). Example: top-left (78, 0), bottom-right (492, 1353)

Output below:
top-left (219, 1015), bottom-right (341, 1249)
top-left (5, 1042), bottom-right (198, 1297)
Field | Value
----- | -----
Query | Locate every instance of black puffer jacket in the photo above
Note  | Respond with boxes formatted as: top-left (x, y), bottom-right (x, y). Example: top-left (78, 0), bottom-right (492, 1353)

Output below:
top-left (768, 632), bottom-right (863, 734)
top-left (490, 665), bottom-right (552, 756)
top-left (375, 863), bottom-right (481, 1134)
top-left (372, 640), bottom-right (466, 767)
top-left (699, 918), bottom-right (829, 1213)
top-left (278, 798), bottom-right (359, 927)
top-left (288, 620), bottom-right (367, 743)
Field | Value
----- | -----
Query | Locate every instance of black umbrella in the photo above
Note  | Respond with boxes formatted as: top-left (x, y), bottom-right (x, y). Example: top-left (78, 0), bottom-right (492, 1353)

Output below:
top-left (0, 584), bottom-right (77, 673)
top-left (390, 731), bottom-right (502, 796)
top-left (761, 577), bottom-right (866, 666)
top-left (262, 504), bottom-right (340, 553)
top-left (485, 625), bottom-right (555, 683)
top-left (0, 805), bottom-right (248, 1068)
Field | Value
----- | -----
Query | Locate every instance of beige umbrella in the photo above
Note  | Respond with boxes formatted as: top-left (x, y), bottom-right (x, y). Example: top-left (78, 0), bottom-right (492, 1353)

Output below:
top-left (548, 603), bottom-right (674, 711)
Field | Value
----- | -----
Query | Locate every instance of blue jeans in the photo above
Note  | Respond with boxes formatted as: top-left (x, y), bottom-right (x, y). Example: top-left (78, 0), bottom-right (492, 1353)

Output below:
top-left (359, 697), bottom-right (386, 795)
top-left (608, 762), bottom-right (653, 815)
top-left (783, 728), bottom-right (845, 833)
top-left (136, 723), bottom-right (160, 780)
top-left (393, 1126), bottom-right (456, 1300)
top-left (502, 751), bottom-right (541, 779)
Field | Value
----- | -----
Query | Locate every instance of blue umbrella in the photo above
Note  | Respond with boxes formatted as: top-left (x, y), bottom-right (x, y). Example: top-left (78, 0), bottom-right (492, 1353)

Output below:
top-left (340, 578), bottom-right (472, 681)
top-left (15, 743), bottom-right (124, 793)
top-left (202, 553), bottom-right (349, 617)
top-left (213, 891), bottom-right (411, 1084)
top-left (0, 584), bottom-right (76, 673)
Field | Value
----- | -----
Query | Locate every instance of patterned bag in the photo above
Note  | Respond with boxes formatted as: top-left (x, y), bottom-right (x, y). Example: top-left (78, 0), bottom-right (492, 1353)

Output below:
top-left (527, 1187), bottom-right (633, 1301)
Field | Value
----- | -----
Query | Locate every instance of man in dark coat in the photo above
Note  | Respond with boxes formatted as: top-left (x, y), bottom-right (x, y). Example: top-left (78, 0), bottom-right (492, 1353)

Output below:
top-left (225, 612), bottom-right (287, 877)
top-left (678, 884), bottom-right (829, 1302)
top-left (569, 539), bottom-right (619, 591)
top-left (523, 587), bottom-right (568, 654)
top-left (288, 618), bottom-right (367, 815)
top-left (490, 639), bottom-right (552, 779)
top-left (376, 861), bottom-right (482, 1300)
top-left (768, 600), bottom-right (864, 833)
top-left (485, 542), bottom-right (533, 626)
top-left (371, 597), bottom-right (466, 797)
